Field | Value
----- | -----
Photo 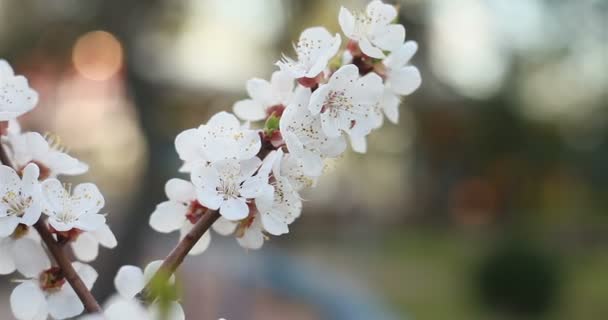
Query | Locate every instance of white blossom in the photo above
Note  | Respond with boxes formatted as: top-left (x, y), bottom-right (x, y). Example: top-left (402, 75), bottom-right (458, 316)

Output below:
top-left (276, 27), bottom-right (341, 79)
top-left (233, 71), bottom-right (294, 122)
top-left (174, 112), bottom-right (261, 172)
top-left (2, 127), bottom-right (88, 179)
top-left (71, 224), bottom-right (117, 262)
top-left (211, 213), bottom-right (265, 250)
top-left (309, 64), bottom-right (384, 143)
top-left (149, 178), bottom-right (211, 255)
top-left (0, 163), bottom-right (42, 237)
top-left (380, 40), bottom-right (422, 123)
top-left (85, 261), bottom-right (185, 320)
top-left (339, 0), bottom-right (405, 58)
top-left (255, 150), bottom-right (302, 236)
top-left (0, 229), bottom-right (42, 276)
top-left (0, 60), bottom-right (38, 121)
top-left (280, 86), bottom-right (346, 176)
top-left (191, 157), bottom-right (270, 221)
top-left (279, 152), bottom-right (319, 191)
top-left (10, 258), bottom-right (97, 320)
top-left (41, 179), bottom-right (106, 232)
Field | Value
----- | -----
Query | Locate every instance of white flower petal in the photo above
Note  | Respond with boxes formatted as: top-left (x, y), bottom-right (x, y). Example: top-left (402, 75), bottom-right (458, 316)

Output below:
top-left (246, 78), bottom-right (275, 106)
top-left (236, 217), bottom-right (264, 250)
top-left (328, 64), bottom-right (359, 89)
top-left (366, 0), bottom-right (398, 25)
top-left (384, 40), bottom-right (418, 69)
top-left (389, 66), bottom-right (421, 95)
top-left (239, 157), bottom-right (262, 182)
top-left (114, 265), bottom-right (145, 299)
top-left (93, 223), bottom-right (118, 249)
top-left (270, 70), bottom-right (294, 103)
top-left (0, 239), bottom-right (16, 274)
top-left (339, 7), bottom-right (356, 38)
top-left (350, 134), bottom-right (368, 154)
top-left (260, 212), bottom-right (289, 236)
top-left (71, 232), bottom-right (100, 262)
top-left (71, 183), bottom-right (105, 216)
top-left (149, 201), bottom-right (187, 233)
top-left (382, 90), bottom-right (401, 124)
top-left (206, 111), bottom-right (241, 131)
top-left (308, 84), bottom-right (331, 115)
top-left (11, 281), bottom-right (46, 320)
top-left (47, 289), bottom-right (84, 319)
top-left (212, 217), bottom-right (237, 235)
top-left (219, 198), bottom-right (249, 221)
top-left (175, 128), bottom-right (205, 164)
top-left (240, 176), bottom-right (269, 199)
top-left (143, 260), bottom-right (175, 285)
top-left (74, 213), bottom-right (106, 232)
top-left (41, 178), bottom-right (67, 213)
top-left (165, 178), bottom-right (195, 204)
top-left (359, 37), bottom-right (385, 59)
top-left (233, 99), bottom-right (266, 122)
top-left (149, 301), bottom-right (185, 320)
top-left (13, 237), bottom-right (50, 278)
top-left (371, 24), bottom-right (405, 52)
top-left (0, 216), bottom-right (20, 237)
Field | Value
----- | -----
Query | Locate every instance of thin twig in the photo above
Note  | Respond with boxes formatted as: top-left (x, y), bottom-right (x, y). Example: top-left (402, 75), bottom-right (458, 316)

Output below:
top-left (0, 143), bottom-right (102, 313)
top-left (34, 221), bottom-right (102, 312)
top-left (142, 135), bottom-right (277, 300)
top-left (142, 210), bottom-right (220, 300)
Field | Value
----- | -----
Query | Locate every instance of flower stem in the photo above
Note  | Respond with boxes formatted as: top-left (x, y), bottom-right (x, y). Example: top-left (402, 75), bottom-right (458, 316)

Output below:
top-left (34, 220), bottom-right (102, 313)
top-left (142, 209), bottom-right (220, 300)
top-left (0, 143), bottom-right (102, 313)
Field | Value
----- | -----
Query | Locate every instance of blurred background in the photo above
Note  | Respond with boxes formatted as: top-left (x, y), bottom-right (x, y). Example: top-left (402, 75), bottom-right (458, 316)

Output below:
top-left (1, 0), bottom-right (607, 319)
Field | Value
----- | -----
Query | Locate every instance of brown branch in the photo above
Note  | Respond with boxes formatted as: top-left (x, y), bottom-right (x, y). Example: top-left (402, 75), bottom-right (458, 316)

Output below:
top-left (34, 221), bottom-right (102, 312)
top-left (0, 143), bottom-right (101, 313)
top-left (142, 132), bottom-right (275, 301)
top-left (142, 210), bottom-right (220, 300)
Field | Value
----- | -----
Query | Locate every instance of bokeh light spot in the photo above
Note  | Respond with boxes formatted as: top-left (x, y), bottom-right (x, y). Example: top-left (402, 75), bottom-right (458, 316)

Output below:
top-left (72, 30), bottom-right (123, 81)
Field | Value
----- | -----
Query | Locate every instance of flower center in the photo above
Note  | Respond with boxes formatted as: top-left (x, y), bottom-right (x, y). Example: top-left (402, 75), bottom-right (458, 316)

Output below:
top-left (185, 200), bottom-right (207, 224)
top-left (54, 210), bottom-right (78, 224)
top-left (39, 267), bottom-right (66, 292)
top-left (1, 191), bottom-right (32, 218)
top-left (321, 90), bottom-right (351, 115)
top-left (216, 179), bottom-right (240, 200)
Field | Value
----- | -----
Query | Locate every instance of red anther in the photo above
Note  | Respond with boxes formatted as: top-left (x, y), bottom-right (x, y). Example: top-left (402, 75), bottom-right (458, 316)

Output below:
top-left (350, 120), bottom-right (357, 129)
top-left (185, 200), bottom-right (207, 224)
top-left (39, 267), bottom-right (66, 291)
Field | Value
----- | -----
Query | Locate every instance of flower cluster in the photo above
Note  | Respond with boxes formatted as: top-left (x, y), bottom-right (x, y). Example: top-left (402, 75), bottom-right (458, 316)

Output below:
top-left (150, 0), bottom-right (420, 251)
top-left (1, 1), bottom-right (420, 319)
top-left (0, 61), bottom-right (117, 319)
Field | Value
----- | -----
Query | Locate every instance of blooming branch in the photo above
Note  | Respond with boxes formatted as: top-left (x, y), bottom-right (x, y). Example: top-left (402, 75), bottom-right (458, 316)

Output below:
top-left (0, 1), bottom-right (420, 319)
top-left (0, 143), bottom-right (102, 316)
